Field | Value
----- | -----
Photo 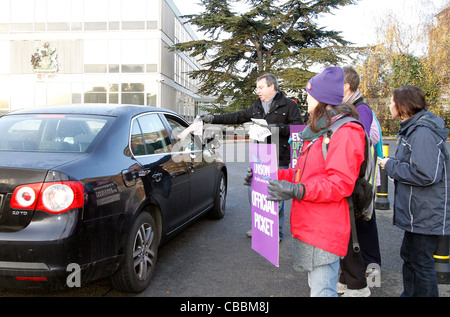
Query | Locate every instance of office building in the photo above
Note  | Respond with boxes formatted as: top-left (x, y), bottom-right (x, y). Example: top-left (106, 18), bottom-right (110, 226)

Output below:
top-left (0, 0), bottom-right (202, 121)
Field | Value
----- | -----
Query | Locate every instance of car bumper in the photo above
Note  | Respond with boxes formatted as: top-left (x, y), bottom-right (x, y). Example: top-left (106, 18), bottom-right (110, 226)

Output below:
top-left (0, 210), bottom-right (83, 289)
top-left (0, 209), bottom-right (125, 290)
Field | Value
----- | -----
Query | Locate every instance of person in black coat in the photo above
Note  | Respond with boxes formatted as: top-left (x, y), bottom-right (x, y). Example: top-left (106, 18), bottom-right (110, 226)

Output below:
top-left (201, 74), bottom-right (304, 240)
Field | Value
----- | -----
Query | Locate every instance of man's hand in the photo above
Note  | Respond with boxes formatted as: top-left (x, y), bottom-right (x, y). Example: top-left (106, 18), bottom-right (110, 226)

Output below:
top-left (200, 115), bottom-right (214, 123)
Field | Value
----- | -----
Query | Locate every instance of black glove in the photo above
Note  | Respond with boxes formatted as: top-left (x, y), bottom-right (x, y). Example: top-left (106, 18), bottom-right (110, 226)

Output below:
top-left (243, 168), bottom-right (253, 186)
top-left (200, 115), bottom-right (214, 123)
top-left (267, 179), bottom-right (305, 201)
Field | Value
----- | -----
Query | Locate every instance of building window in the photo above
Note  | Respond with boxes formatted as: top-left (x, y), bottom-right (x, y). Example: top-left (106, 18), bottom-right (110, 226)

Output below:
top-left (109, 64), bottom-right (120, 73)
top-left (147, 94), bottom-right (156, 107)
top-left (122, 21), bottom-right (145, 30)
top-left (147, 21), bottom-right (157, 29)
top-left (146, 64), bottom-right (157, 73)
top-left (84, 84), bottom-right (107, 104)
top-left (72, 93), bottom-right (82, 104)
top-left (47, 22), bottom-right (70, 31)
top-left (10, 23), bottom-right (33, 32)
top-left (109, 83), bottom-right (119, 104)
top-left (122, 83), bottom-right (144, 105)
top-left (109, 22), bottom-right (120, 30)
top-left (85, 22), bottom-right (107, 31)
top-left (121, 64), bottom-right (144, 73)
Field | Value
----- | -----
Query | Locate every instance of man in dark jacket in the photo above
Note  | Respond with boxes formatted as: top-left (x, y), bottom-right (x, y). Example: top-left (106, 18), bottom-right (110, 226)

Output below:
top-left (201, 74), bottom-right (304, 240)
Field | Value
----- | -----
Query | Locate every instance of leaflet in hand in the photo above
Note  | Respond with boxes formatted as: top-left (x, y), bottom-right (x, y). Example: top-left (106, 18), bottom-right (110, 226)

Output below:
top-left (249, 119), bottom-right (271, 142)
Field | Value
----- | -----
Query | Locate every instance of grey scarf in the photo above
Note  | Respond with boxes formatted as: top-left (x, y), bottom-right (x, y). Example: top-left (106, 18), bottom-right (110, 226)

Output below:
top-left (299, 105), bottom-right (354, 141)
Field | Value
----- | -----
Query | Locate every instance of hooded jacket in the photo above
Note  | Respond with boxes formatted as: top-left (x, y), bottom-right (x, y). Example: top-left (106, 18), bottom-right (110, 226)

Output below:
top-left (384, 110), bottom-right (450, 235)
top-left (278, 121), bottom-right (366, 256)
top-left (211, 91), bottom-right (304, 166)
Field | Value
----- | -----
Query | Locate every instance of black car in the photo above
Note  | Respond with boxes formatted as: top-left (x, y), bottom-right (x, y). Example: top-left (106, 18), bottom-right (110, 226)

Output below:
top-left (0, 104), bottom-right (227, 293)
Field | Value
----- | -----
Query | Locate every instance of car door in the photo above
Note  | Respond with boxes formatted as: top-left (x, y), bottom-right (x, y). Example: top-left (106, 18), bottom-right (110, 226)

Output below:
top-left (130, 113), bottom-right (190, 232)
top-left (163, 114), bottom-right (216, 218)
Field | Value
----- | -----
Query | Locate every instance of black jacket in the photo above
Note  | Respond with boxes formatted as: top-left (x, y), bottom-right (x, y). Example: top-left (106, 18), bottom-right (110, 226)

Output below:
top-left (385, 110), bottom-right (450, 235)
top-left (211, 91), bottom-right (304, 166)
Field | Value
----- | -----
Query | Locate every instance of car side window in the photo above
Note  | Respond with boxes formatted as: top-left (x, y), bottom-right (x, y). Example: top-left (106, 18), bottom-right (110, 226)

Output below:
top-left (130, 121), bottom-right (146, 156)
top-left (166, 117), bottom-right (190, 152)
top-left (130, 114), bottom-right (171, 156)
top-left (165, 115), bottom-right (202, 152)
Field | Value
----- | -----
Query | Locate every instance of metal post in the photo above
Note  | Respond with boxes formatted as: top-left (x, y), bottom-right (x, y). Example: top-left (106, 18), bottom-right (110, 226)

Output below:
top-left (375, 143), bottom-right (390, 210)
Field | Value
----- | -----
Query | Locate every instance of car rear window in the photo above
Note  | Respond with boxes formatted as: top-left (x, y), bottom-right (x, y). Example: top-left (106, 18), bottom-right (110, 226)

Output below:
top-left (0, 114), bottom-right (112, 153)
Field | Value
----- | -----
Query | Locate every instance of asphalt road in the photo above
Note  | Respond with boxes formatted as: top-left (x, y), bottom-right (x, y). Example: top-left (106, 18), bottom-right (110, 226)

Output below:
top-left (1, 140), bottom-right (450, 300)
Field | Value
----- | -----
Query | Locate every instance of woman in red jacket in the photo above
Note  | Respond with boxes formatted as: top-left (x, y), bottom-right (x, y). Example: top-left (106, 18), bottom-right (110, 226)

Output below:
top-left (267, 67), bottom-right (366, 296)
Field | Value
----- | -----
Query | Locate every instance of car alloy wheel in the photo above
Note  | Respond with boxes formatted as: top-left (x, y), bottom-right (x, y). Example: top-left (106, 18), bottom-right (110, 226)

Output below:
top-left (133, 221), bottom-right (156, 281)
top-left (209, 171), bottom-right (227, 219)
top-left (110, 212), bottom-right (159, 293)
top-left (218, 176), bottom-right (226, 213)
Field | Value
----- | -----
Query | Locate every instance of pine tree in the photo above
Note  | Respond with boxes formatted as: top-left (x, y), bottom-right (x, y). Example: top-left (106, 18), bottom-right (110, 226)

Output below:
top-left (172, 0), bottom-right (356, 112)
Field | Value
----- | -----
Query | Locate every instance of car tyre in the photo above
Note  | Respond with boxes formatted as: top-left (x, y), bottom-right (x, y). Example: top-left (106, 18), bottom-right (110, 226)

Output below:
top-left (110, 212), bottom-right (159, 293)
top-left (209, 171), bottom-right (226, 219)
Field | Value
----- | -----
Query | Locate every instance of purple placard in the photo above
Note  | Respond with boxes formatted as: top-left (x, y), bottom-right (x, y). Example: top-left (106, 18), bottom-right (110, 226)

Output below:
top-left (249, 143), bottom-right (279, 267)
top-left (290, 125), bottom-right (306, 168)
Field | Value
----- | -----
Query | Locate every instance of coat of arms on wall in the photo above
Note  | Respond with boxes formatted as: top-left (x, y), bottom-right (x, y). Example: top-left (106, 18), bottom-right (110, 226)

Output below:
top-left (31, 42), bottom-right (59, 73)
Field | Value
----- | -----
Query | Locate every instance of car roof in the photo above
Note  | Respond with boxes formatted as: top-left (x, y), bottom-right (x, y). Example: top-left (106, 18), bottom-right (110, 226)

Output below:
top-left (4, 104), bottom-right (180, 119)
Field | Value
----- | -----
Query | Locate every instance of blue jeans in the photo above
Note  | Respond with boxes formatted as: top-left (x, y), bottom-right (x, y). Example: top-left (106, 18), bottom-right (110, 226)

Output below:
top-left (400, 231), bottom-right (439, 297)
top-left (308, 260), bottom-right (340, 297)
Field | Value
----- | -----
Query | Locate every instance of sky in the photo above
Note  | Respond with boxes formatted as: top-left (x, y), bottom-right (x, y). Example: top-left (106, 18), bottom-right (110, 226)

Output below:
top-left (172, 0), bottom-right (448, 48)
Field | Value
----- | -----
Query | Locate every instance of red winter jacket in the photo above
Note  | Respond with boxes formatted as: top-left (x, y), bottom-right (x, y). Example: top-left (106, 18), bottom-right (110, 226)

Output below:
top-left (278, 122), bottom-right (365, 256)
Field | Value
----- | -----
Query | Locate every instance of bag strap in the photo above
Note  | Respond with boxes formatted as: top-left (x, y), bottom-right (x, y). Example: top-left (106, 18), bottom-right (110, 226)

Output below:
top-left (347, 197), bottom-right (360, 253)
top-left (321, 115), bottom-right (363, 253)
top-left (322, 115), bottom-right (359, 160)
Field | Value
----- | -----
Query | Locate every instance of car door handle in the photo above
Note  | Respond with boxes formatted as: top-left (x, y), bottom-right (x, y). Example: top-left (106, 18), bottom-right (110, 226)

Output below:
top-left (152, 173), bottom-right (162, 182)
top-left (188, 164), bottom-right (194, 172)
top-left (121, 169), bottom-right (137, 187)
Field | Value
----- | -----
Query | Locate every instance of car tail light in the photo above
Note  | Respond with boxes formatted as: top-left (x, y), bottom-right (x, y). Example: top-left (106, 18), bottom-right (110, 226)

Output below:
top-left (15, 276), bottom-right (47, 282)
top-left (10, 181), bottom-right (84, 214)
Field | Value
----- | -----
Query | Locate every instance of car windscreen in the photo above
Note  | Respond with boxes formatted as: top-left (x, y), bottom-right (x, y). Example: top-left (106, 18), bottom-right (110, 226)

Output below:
top-left (0, 114), bottom-right (113, 153)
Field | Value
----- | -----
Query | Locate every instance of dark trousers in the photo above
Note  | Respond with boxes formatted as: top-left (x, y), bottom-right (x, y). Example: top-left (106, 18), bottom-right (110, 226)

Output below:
top-left (339, 230), bottom-right (367, 289)
top-left (339, 211), bottom-right (381, 289)
top-left (400, 231), bottom-right (439, 297)
top-left (357, 210), bottom-right (381, 267)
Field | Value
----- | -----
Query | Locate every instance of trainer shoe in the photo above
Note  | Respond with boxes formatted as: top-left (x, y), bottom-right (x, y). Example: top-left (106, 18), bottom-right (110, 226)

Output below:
top-left (336, 282), bottom-right (348, 295)
top-left (340, 286), bottom-right (371, 297)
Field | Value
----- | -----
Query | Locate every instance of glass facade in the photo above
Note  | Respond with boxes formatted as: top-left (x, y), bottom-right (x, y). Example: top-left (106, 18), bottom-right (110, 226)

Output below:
top-left (0, 0), bottom-right (202, 121)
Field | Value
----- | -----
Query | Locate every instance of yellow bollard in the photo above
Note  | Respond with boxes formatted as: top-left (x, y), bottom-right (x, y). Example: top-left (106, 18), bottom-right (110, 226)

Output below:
top-left (375, 143), bottom-right (390, 210)
top-left (435, 235), bottom-right (450, 284)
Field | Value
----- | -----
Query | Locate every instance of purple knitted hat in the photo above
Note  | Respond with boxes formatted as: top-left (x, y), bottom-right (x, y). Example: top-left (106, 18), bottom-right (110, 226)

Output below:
top-left (306, 66), bottom-right (344, 106)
